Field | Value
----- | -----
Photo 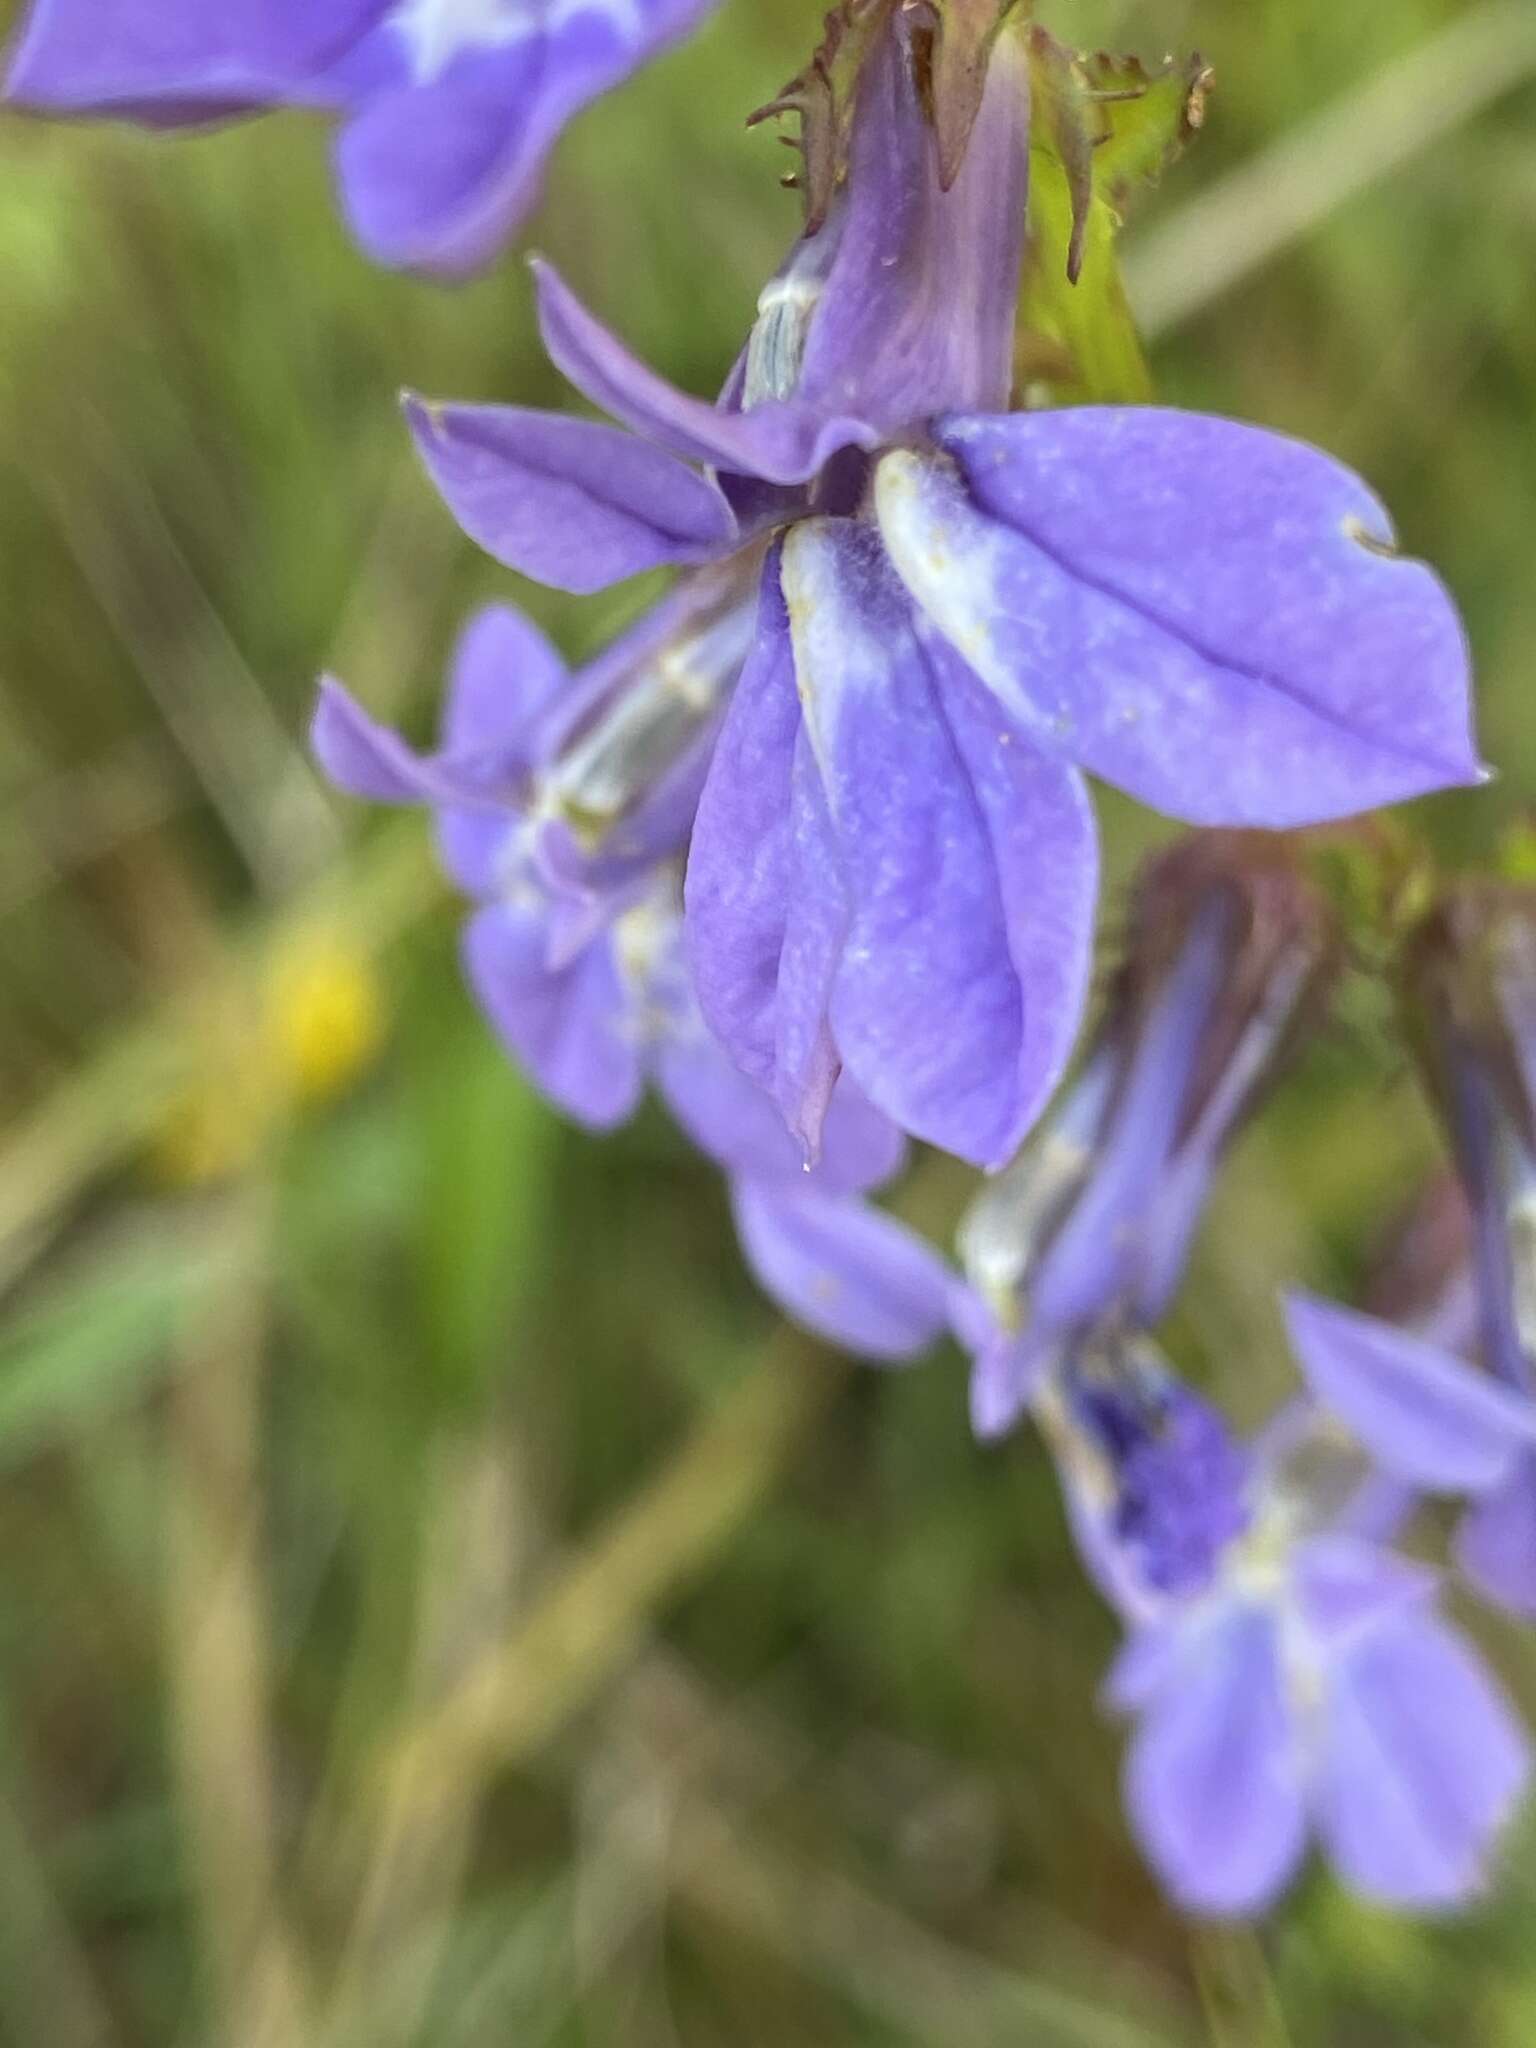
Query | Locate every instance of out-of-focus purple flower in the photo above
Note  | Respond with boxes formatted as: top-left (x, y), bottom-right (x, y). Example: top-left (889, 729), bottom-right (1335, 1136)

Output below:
top-left (2, 0), bottom-right (716, 274)
top-left (402, 14), bottom-right (1477, 1166)
top-left (728, 1173), bottom-right (952, 1366)
top-left (313, 567), bottom-right (755, 1119)
top-left (956, 834), bottom-right (1339, 1439)
top-left (313, 590), bottom-right (950, 1361)
top-left (1088, 1299), bottom-right (1532, 1916)
top-left (1113, 1528), bottom-right (1530, 1917)
top-left (1404, 885), bottom-right (1536, 1616)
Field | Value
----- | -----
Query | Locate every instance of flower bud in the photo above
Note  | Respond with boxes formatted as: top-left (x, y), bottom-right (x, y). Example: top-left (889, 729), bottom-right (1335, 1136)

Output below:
top-left (1402, 883), bottom-right (1536, 1390)
top-left (961, 832), bottom-right (1341, 1354)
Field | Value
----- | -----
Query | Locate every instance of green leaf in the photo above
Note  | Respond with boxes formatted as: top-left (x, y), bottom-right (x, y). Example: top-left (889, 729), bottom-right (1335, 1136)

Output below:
top-left (408, 1006), bottom-right (559, 1407)
top-left (1019, 33), bottom-right (1212, 406)
top-left (0, 1226), bottom-right (229, 1466)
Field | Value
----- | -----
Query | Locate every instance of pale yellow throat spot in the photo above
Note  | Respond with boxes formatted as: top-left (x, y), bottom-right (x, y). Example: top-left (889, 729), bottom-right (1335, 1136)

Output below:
top-left (873, 450), bottom-right (998, 681)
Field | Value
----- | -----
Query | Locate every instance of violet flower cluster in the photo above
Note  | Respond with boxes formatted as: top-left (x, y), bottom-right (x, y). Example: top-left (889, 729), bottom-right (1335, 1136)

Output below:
top-left (932, 837), bottom-right (1536, 1916)
top-left (13, 0), bottom-right (1531, 1926)
top-left (310, 3), bottom-right (1525, 1916)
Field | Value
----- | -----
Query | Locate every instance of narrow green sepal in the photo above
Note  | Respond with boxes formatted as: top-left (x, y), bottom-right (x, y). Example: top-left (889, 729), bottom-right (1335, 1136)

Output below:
top-left (747, 0), bottom-right (897, 234)
top-left (1019, 33), bottom-right (1212, 406)
top-left (927, 0), bottom-right (1030, 189)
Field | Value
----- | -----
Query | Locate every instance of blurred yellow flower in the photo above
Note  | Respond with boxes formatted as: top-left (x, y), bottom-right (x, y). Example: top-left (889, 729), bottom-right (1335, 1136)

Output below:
top-left (150, 930), bottom-right (387, 1186)
top-left (268, 935), bottom-right (388, 1106)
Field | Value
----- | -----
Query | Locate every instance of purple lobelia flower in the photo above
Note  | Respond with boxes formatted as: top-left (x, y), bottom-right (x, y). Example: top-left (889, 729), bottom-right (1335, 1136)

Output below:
top-left (313, 587), bottom-right (951, 1360)
top-left (313, 566), bottom-right (757, 1128)
top-left (1401, 884), bottom-right (1536, 1616)
top-left (1089, 1297), bottom-right (1534, 1915)
top-left (400, 10), bottom-right (1478, 1168)
top-left (954, 834), bottom-right (1339, 1439)
top-left (2, 0), bottom-right (716, 274)
top-left (1112, 1516), bottom-right (1532, 1917)
top-left (940, 1256), bottom-right (1533, 1911)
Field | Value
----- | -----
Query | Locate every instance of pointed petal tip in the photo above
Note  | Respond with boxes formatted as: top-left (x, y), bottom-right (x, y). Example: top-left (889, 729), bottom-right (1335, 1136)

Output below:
top-left (401, 391), bottom-right (458, 448)
top-left (969, 1379), bottom-right (1022, 1443)
top-left (309, 670), bottom-right (353, 738)
top-left (789, 1113), bottom-right (824, 1172)
top-left (1284, 1289), bottom-right (1536, 1492)
top-left (967, 1331), bottom-right (1042, 1443)
top-left (309, 674), bottom-right (344, 751)
top-left (309, 673), bottom-right (412, 805)
top-left (1431, 745), bottom-right (1493, 792)
top-left (400, 391), bottom-right (439, 449)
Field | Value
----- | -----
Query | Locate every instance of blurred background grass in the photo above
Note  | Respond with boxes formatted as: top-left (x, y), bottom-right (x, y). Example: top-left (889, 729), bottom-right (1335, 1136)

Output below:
top-left (3, 0), bottom-right (1536, 2042)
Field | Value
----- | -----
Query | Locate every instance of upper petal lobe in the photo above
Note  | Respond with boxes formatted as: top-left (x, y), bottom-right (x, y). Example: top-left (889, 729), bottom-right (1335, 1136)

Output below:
top-left (406, 394), bottom-right (737, 592)
top-left (533, 260), bottom-right (879, 487)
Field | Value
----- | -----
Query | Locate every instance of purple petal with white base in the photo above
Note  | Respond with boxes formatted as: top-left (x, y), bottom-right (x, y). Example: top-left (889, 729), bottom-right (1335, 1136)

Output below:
top-left (1285, 1291), bottom-right (1536, 1493)
top-left (730, 1181), bottom-right (951, 1363)
top-left (683, 567), bottom-right (799, 1088)
top-left (876, 417), bottom-right (1479, 827)
top-left (336, 2), bottom-right (717, 278)
top-left (405, 396), bottom-right (736, 593)
top-left (684, 558), bottom-right (849, 1149)
top-left (1115, 1527), bottom-right (1530, 1916)
top-left (780, 518), bottom-right (1095, 1169)
top-left (771, 732), bottom-right (850, 1153)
